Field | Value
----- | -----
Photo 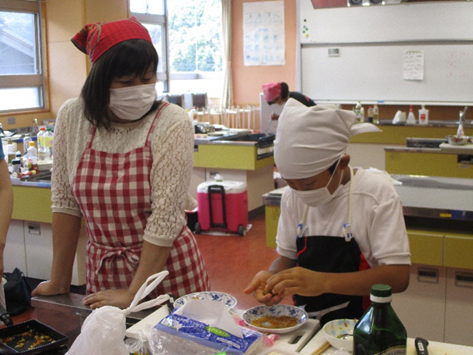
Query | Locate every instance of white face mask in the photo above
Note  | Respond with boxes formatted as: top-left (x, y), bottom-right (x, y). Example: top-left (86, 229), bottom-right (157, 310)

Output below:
top-left (109, 83), bottom-right (157, 121)
top-left (291, 159), bottom-right (344, 207)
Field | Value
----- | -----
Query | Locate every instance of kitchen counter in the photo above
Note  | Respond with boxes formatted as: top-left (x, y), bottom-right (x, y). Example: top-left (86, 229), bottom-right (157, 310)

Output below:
top-left (30, 294), bottom-right (473, 354)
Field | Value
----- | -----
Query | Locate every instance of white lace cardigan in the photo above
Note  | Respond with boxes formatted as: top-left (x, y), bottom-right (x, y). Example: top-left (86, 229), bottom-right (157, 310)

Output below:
top-left (51, 98), bottom-right (195, 247)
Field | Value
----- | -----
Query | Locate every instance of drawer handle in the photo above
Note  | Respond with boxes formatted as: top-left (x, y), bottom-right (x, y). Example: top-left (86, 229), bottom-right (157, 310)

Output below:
top-left (455, 272), bottom-right (473, 288)
top-left (417, 268), bottom-right (439, 284)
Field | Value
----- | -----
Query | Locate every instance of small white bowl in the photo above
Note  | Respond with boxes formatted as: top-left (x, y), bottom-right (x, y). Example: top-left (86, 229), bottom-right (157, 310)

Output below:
top-left (242, 304), bottom-right (308, 334)
top-left (173, 291), bottom-right (237, 309)
top-left (322, 318), bottom-right (357, 352)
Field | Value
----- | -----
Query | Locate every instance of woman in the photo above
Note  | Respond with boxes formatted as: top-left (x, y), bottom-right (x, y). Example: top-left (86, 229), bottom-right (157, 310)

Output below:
top-left (32, 17), bottom-right (210, 309)
top-left (0, 143), bottom-right (13, 278)
top-left (262, 82), bottom-right (315, 120)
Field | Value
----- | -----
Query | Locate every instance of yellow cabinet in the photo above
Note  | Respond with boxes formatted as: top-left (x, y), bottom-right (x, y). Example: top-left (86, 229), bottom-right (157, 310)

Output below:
top-left (407, 230), bottom-right (444, 266)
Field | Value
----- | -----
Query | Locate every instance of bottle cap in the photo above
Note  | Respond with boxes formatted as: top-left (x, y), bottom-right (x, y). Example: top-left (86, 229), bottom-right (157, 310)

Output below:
top-left (371, 284), bottom-right (392, 297)
top-left (29, 141), bottom-right (35, 146)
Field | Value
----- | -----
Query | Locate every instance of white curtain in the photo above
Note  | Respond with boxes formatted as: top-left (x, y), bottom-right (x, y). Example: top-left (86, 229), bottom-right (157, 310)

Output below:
top-left (221, 0), bottom-right (233, 109)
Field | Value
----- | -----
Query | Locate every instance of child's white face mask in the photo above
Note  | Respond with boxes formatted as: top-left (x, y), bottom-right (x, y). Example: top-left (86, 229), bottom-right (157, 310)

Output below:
top-left (109, 83), bottom-right (157, 121)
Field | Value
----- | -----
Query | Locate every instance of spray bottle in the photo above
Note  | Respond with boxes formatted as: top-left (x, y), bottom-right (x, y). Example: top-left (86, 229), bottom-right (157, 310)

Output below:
top-left (418, 105), bottom-right (429, 125)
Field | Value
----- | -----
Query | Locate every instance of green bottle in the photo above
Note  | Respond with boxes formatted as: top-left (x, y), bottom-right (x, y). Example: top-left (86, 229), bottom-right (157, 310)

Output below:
top-left (354, 284), bottom-right (407, 355)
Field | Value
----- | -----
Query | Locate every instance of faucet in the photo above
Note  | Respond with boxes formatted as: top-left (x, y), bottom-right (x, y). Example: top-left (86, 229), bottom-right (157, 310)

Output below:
top-left (32, 118), bottom-right (38, 135)
top-left (456, 107), bottom-right (468, 137)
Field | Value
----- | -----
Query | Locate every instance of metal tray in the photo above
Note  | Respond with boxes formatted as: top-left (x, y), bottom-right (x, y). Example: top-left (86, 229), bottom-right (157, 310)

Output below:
top-left (0, 320), bottom-right (68, 354)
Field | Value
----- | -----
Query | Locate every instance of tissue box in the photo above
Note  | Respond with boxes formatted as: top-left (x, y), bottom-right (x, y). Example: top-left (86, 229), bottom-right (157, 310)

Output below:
top-left (154, 313), bottom-right (263, 355)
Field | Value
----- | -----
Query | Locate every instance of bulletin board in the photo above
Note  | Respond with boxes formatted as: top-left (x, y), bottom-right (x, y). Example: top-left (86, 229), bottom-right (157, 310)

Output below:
top-left (298, 1), bottom-right (473, 104)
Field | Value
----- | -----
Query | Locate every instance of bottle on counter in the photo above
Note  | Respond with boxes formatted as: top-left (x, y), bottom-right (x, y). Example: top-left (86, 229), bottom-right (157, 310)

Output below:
top-left (11, 151), bottom-right (22, 174)
top-left (418, 105), bottom-right (429, 125)
top-left (407, 105), bottom-right (416, 125)
top-left (36, 127), bottom-right (45, 159)
top-left (44, 127), bottom-right (54, 159)
top-left (372, 104), bottom-right (379, 124)
top-left (355, 101), bottom-right (364, 123)
top-left (6, 139), bottom-right (16, 164)
top-left (367, 106), bottom-right (374, 123)
top-left (23, 134), bottom-right (32, 155)
top-left (37, 127), bottom-right (50, 161)
top-left (27, 141), bottom-right (38, 171)
top-left (354, 284), bottom-right (407, 355)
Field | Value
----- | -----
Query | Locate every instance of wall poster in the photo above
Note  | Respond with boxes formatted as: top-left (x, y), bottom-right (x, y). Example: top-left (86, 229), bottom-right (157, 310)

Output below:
top-left (243, 1), bottom-right (285, 66)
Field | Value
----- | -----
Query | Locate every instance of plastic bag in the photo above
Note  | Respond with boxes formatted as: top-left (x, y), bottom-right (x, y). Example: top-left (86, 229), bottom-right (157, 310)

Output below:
top-left (66, 271), bottom-right (170, 355)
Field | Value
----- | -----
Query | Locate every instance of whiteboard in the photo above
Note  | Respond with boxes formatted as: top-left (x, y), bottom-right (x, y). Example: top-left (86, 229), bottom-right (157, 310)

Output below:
top-left (301, 43), bottom-right (473, 103)
top-left (298, 1), bottom-right (473, 104)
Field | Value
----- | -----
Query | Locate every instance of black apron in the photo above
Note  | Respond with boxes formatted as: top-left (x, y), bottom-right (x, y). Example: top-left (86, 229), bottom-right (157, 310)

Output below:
top-left (294, 234), bottom-right (364, 326)
top-left (293, 166), bottom-right (364, 326)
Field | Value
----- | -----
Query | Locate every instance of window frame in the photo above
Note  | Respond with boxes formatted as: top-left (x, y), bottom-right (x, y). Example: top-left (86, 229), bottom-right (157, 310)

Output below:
top-left (130, 0), bottom-right (223, 97)
top-left (0, 0), bottom-right (46, 114)
top-left (131, 11), bottom-right (170, 93)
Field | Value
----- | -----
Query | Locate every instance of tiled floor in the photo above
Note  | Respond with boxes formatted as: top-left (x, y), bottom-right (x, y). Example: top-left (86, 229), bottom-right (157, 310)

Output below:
top-left (10, 212), bottom-right (283, 326)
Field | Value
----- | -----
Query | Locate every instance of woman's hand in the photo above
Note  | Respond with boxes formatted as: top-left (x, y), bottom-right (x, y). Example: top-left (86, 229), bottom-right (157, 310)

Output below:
top-left (266, 267), bottom-right (326, 299)
top-left (82, 289), bottom-right (135, 309)
top-left (31, 280), bottom-right (70, 297)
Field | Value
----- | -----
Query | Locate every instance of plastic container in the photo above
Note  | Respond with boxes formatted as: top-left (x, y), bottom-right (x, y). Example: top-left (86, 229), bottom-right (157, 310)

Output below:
top-left (354, 284), bottom-right (407, 355)
top-left (418, 105), bottom-right (429, 125)
top-left (372, 104), bottom-right (379, 124)
top-left (27, 141), bottom-right (38, 170)
top-left (407, 105), bottom-right (416, 125)
top-left (196, 179), bottom-right (248, 236)
top-left (23, 134), bottom-right (32, 155)
top-left (45, 127), bottom-right (54, 154)
top-left (37, 127), bottom-right (51, 161)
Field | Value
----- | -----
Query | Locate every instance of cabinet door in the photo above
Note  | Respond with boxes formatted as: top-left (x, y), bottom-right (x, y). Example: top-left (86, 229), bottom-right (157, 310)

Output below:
top-left (3, 220), bottom-right (27, 274)
top-left (392, 264), bottom-right (446, 342)
top-left (23, 222), bottom-right (53, 280)
top-left (445, 268), bottom-right (473, 346)
top-left (23, 222), bottom-right (86, 286)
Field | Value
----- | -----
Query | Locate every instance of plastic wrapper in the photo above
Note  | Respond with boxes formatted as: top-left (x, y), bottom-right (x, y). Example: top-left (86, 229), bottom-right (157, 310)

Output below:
top-left (66, 271), bottom-right (170, 355)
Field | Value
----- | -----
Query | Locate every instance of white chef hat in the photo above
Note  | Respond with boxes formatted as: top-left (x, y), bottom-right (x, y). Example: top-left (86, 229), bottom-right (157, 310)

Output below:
top-left (274, 99), bottom-right (381, 179)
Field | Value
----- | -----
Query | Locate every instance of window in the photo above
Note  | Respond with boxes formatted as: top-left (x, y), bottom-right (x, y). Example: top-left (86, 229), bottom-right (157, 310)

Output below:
top-left (130, 0), bottom-right (223, 100)
top-left (0, 0), bottom-right (44, 113)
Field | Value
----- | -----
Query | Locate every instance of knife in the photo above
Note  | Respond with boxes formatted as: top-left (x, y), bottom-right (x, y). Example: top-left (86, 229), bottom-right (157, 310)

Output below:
top-left (415, 337), bottom-right (429, 355)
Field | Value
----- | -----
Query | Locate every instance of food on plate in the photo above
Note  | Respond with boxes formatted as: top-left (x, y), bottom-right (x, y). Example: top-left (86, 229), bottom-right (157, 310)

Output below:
top-left (250, 315), bottom-right (298, 329)
top-left (0, 328), bottom-right (56, 350)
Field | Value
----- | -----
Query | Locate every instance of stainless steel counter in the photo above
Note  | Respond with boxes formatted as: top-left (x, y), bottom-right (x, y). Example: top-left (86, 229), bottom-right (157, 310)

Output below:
top-left (262, 174), bottom-right (473, 222)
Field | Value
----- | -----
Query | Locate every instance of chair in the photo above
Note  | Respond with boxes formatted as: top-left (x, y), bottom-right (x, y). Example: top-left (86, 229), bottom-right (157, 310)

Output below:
top-left (165, 94), bottom-right (185, 108)
top-left (191, 93), bottom-right (208, 110)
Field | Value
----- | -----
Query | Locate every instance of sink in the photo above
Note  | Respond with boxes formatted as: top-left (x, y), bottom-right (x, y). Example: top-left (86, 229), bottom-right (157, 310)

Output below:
top-left (405, 138), bottom-right (447, 148)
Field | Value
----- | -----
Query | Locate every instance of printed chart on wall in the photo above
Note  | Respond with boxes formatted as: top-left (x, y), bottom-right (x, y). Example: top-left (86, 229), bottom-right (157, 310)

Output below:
top-left (243, 1), bottom-right (285, 66)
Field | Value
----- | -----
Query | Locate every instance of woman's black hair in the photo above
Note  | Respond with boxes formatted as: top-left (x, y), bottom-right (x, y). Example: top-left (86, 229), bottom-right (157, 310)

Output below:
top-left (81, 39), bottom-right (159, 130)
top-left (280, 82), bottom-right (289, 100)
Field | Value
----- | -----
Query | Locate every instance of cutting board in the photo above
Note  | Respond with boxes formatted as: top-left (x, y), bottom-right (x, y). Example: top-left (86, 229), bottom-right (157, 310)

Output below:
top-left (260, 319), bottom-right (320, 354)
top-left (439, 142), bottom-right (473, 154)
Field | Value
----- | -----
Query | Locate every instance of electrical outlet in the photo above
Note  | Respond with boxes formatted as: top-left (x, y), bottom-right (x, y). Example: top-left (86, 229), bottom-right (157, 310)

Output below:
top-left (7, 117), bottom-right (16, 125)
top-left (328, 48), bottom-right (340, 57)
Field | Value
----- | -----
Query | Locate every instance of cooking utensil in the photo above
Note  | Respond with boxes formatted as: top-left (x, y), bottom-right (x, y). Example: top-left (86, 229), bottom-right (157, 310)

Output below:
top-left (415, 337), bottom-right (429, 355)
top-left (322, 318), bottom-right (357, 352)
top-left (310, 341), bottom-right (331, 355)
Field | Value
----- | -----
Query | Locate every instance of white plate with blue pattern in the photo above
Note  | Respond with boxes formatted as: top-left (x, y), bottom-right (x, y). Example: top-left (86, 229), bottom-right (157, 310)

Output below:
top-left (173, 291), bottom-right (237, 309)
top-left (242, 304), bottom-right (308, 334)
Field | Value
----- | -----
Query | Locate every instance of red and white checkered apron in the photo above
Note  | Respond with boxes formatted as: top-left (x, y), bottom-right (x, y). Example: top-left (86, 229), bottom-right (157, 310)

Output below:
top-left (73, 103), bottom-right (210, 296)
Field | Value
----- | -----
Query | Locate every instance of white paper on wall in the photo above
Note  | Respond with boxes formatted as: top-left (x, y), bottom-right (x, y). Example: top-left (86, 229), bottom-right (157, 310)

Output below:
top-left (403, 50), bottom-right (424, 81)
top-left (243, 1), bottom-right (285, 66)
